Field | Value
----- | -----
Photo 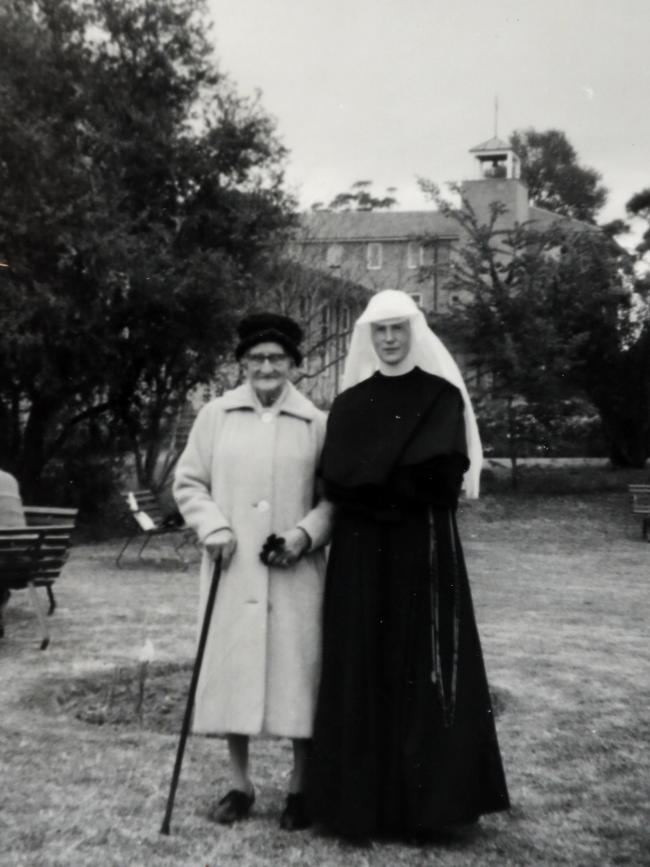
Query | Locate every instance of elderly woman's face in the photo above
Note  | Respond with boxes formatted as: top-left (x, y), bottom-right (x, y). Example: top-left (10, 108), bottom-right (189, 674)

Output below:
top-left (241, 340), bottom-right (293, 403)
top-left (370, 318), bottom-right (412, 366)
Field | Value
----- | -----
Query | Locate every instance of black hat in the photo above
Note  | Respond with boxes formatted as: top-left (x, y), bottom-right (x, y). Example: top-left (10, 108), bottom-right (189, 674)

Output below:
top-left (235, 313), bottom-right (303, 365)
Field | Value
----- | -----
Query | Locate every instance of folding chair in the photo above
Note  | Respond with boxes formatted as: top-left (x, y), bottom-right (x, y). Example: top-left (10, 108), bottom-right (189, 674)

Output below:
top-left (116, 489), bottom-right (195, 567)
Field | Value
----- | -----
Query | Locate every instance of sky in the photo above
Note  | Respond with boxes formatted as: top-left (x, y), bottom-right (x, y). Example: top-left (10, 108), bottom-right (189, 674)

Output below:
top-left (206, 0), bottom-right (649, 236)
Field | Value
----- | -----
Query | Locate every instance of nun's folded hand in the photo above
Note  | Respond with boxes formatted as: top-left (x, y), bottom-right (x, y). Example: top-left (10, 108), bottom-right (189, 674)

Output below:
top-left (203, 528), bottom-right (237, 568)
top-left (267, 526), bottom-right (311, 568)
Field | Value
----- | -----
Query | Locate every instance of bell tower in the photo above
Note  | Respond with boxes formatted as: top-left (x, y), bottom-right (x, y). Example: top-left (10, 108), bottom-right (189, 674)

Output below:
top-left (461, 135), bottom-right (529, 230)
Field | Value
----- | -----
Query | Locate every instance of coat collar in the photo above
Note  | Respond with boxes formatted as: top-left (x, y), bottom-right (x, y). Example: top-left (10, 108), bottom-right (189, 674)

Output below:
top-left (221, 382), bottom-right (318, 422)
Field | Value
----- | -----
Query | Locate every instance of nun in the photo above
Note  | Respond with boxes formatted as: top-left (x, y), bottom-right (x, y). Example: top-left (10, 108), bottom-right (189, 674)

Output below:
top-left (307, 290), bottom-right (509, 840)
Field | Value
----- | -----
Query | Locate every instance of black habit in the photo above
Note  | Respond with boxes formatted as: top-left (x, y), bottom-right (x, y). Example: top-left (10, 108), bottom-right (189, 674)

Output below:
top-left (306, 367), bottom-right (509, 839)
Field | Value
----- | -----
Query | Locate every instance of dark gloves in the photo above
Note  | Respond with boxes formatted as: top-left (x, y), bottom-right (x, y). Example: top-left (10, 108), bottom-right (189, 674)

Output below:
top-left (259, 533), bottom-right (286, 565)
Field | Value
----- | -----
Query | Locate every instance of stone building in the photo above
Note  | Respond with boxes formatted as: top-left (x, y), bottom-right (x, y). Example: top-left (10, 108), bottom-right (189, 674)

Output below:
top-left (287, 135), bottom-right (588, 404)
top-left (292, 136), bottom-right (577, 318)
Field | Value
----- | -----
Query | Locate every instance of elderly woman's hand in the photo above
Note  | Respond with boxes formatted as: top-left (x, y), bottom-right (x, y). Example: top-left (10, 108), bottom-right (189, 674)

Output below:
top-left (203, 528), bottom-right (237, 568)
top-left (267, 526), bottom-right (311, 568)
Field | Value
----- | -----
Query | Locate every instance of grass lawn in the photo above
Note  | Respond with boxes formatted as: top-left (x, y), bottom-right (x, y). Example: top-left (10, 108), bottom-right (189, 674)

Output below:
top-left (1, 474), bottom-right (649, 866)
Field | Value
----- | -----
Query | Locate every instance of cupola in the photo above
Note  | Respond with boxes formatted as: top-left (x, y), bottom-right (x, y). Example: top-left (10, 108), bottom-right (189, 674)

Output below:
top-left (469, 136), bottom-right (521, 180)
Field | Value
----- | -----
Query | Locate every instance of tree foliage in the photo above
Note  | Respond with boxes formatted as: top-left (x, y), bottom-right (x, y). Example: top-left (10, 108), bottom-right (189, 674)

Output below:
top-left (312, 180), bottom-right (398, 212)
top-left (420, 183), bottom-right (650, 471)
top-left (626, 187), bottom-right (650, 257)
top-left (510, 128), bottom-right (607, 223)
top-left (0, 0), bottom-right (294, 498)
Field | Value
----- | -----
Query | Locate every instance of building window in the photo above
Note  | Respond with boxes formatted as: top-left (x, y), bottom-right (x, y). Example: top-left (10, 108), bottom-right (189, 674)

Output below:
top-left (420, 243), bottom-right (434, 267)
top-left (341, 305), bottom-right (351, 332)
top-left (320, 304), bottom-right (330, 346)
top-left (407, 242), bottom-right (422, 269)
top-left (326, 244), bottom-right (343, 268)
top-left (437, 241), bottom-right (451, 266)
top-left (366, 242), bottom-right (382, 270)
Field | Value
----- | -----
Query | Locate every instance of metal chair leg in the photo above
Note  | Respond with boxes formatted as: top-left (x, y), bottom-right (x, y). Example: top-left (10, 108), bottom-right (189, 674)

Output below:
top-left (26, 581), bottom-right (50, 650)
top-left (137, 533), bottom-right (153, 561)
top-left (46, 584), bottom-right (56, 615)
top-left (116, 535), bottom-right (134, 568)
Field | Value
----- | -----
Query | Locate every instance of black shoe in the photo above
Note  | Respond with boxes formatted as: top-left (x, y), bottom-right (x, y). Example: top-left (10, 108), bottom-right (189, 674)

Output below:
top-left (208, 788), bottom-right (255, 825)
top-left (280, 793), bottom-right (311, 831)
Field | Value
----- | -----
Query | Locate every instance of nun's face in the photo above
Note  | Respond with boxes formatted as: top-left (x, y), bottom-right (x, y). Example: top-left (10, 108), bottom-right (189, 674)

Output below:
top-left (370, 318), bottom-right (412, 366)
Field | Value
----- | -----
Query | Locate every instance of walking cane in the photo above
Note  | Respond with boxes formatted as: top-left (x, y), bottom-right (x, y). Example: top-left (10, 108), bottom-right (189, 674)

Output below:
top-left (160, 554), bottom-right (222, 835)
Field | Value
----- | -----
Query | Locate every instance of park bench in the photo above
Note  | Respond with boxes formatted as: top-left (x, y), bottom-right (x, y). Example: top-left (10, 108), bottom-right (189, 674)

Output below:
top-left (0, 506), bottom-right (76, 648)
top-left (0, 516), bottom-right (75, 650)
top-left (0, 529), bottom-right (45, 647)
top-left (628, 484), bottom-right (650, 540)
top-left (23, 506), bottom-right (78, 614)
top-left (116, 489), bottom-right (195, 567)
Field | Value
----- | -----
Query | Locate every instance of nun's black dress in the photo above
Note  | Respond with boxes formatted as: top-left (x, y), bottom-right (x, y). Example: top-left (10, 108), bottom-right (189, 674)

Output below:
top-left (307, 367), bottom-right (509, 839)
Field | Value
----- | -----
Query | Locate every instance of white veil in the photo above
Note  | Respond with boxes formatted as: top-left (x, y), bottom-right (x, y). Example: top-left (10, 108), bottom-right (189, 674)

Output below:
top-left (341, 290), bottom-right (483, 499)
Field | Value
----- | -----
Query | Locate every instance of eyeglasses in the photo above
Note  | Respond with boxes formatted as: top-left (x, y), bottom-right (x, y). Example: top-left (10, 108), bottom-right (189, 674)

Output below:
top-left (245, 352), bottom-right (289, 366)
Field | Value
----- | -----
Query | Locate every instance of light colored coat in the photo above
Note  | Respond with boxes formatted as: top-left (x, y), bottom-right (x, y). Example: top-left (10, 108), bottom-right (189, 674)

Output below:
top-left (0, 470), bottom-right (25, 527)
top-left (173, 382), bottom-right (333, 738)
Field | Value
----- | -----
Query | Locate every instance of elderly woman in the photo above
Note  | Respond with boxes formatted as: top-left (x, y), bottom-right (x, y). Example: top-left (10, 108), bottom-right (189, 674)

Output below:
top-left (173, 313), bottom-right (332, 830)
top-left (307, 290), bottom-right (509, 841)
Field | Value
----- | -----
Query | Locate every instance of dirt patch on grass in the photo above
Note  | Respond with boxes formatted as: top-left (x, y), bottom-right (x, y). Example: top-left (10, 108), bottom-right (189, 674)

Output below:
top-left (26, 662), bottom-right (514, 734)
top-left (38, 661), bottom-right (193, 733)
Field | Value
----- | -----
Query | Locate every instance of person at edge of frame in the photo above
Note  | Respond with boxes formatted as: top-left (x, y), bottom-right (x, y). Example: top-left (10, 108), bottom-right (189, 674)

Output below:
top-left (306, 289), bottom-right (510, 843)
top-left (173, 311), bottom-right (333, 831)
top-left (0, 468), bottom-right (27, 616)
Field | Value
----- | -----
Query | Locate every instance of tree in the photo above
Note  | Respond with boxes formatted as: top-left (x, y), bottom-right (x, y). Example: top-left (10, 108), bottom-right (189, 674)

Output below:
top-left (547, 231), bottom-right (650, 467)
top-left (626, 188), bottom-right (650, 258)
top-left (510, 129), bottom-right (607, 223)
top-left (0, 0), bottom-right (294, 498)
top-left (419, 182), bottom-right (650, 474)
top-left (419, 184), bottom-right (581, 481)
top-left (313, 180), bottom-right (398, 212)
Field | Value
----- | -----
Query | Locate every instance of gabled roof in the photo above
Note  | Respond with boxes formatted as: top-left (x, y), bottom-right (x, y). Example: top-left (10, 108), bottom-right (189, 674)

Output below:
top-left (469, 136), bottom-right (513, 153)
top-left (297, 209), bottom-right (459, 242)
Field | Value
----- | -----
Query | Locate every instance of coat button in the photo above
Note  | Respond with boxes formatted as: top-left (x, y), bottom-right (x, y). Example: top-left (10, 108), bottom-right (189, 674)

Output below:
top-left (261, 412), bottom-right (273, 423)
top-left (256, 500), bottom-right (270, 512)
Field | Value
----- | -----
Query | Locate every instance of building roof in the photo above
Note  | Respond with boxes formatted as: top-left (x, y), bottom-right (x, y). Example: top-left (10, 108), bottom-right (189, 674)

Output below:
top-left (469, 135), bottom-right (513, 153)
top-left (528, 206), bottom-right (596, 233)
top-left (295, 204), bottom-right (593, 246)
top-left (298, 209), bottom-right (459, 242)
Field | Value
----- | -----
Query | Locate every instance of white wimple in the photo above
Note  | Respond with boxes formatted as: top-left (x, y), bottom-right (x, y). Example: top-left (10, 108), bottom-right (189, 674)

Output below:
top-left (341, 289), bottom-right (483, 499)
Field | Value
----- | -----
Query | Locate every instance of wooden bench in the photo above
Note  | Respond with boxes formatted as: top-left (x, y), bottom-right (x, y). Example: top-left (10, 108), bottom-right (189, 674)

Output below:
top-left (628, 484), bottom-right (650, 540)
top-left (116, 489), bottom-right (195, 567)
top-left (24, 507), bottom-right (78, 613)
top-left (0, 525), bottom-right (73, 650)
